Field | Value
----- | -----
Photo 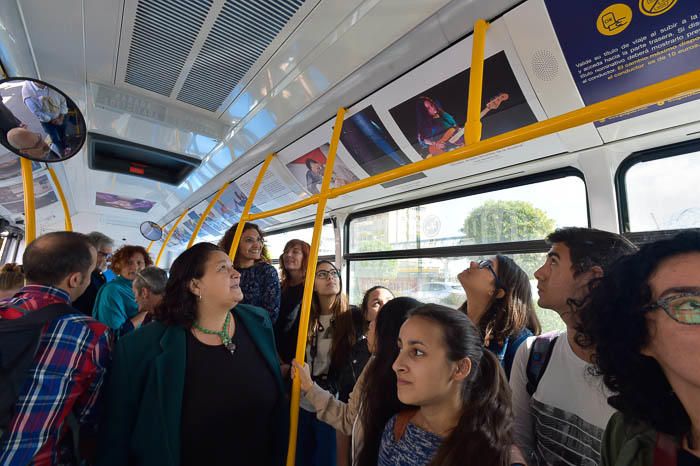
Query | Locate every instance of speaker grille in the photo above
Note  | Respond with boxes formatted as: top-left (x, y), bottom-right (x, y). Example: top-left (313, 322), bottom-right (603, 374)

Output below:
top-left (531, 49), bottom-right (559, 82)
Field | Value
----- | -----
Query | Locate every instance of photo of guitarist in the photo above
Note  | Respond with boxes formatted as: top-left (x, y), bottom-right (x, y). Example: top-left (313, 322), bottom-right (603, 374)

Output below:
top-left (416, 93), bottom-right (509, 157)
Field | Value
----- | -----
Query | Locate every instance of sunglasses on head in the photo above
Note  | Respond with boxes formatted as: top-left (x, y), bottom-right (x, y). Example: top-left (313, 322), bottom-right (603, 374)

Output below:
top-left (643, 291), bottom-right (700, 325)
top-left (477, 259), bottom-right (507, 293)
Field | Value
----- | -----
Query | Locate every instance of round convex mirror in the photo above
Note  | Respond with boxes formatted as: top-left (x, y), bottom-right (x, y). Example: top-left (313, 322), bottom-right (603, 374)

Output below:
top-left (140, 221), bottom-right (163, 241)
top-left (0, 77), bottom-right (86, 162)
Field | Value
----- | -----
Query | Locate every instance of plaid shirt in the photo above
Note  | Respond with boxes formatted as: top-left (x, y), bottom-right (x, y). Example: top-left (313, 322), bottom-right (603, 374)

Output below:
top-left (0, 285), bottom-right (112, 466)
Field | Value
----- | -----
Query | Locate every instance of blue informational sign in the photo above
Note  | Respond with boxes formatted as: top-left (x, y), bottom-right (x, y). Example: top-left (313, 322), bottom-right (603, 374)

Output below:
top-left (544, 0), bottom-right (700, 125)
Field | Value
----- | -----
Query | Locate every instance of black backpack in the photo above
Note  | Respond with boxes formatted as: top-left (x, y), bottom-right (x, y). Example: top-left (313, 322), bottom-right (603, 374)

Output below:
top-left (525, 331), bottom-right (559, 396)
top-left (0, 303), bottom-right (75, 432)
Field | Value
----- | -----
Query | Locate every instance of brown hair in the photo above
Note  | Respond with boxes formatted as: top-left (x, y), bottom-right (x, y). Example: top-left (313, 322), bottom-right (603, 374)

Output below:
top-left (279, 239), bottom-right (310, 289)
top-left (0, 263), bottom-right (24, 290)
top-left (218, 223), bottom-right (271, 267)
top-left (110, 245), bottom-right (153, 276)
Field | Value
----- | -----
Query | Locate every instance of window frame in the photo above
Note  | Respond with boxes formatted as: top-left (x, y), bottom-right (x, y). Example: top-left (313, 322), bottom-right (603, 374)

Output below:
top-left (616, 137), bottom-right (700, 242)
top-left (344, 168), bottom-right (589, 294)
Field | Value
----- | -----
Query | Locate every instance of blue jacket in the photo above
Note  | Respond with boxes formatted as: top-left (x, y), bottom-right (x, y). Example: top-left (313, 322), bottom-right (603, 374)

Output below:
top-left (92, 276), bottom-right (137, 329)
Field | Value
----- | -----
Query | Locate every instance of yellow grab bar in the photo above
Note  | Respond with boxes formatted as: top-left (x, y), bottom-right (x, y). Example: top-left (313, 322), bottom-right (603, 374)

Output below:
top-left (47, 166), bottom-right (72, 231)
top-left (155, 209), bottom-right (189, 266)
top-left (20, 158), bottom-right (36, 243)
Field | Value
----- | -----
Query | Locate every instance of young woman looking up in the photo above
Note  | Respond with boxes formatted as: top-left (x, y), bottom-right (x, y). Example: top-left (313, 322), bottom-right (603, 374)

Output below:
top-left (292, 297), bottom-right (423, 466)
top-left (578, 230), bottom-right (700, 466)
top-left (275, 239), bottom-right (311, 364)
top-left (375, 304), bottom-right (513, 466)
top-left (219, 222), bottom-right (281, 324)
top-left (457, 255), bottom-right (540, 378)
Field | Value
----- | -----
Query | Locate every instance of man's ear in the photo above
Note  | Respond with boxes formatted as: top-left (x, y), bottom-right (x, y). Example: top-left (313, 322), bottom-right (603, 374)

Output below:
top-left (453, 357), bottom-right (472, 382)
top-left (66, 271), bottom-right (84, 290)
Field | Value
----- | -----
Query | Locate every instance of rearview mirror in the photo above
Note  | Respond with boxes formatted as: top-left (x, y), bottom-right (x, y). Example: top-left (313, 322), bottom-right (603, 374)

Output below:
top-left (0, 77), bottom-right (86, 162)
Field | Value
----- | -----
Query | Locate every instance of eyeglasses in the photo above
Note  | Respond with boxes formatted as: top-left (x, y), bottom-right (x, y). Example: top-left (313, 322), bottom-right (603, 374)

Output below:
top-left (478, 259), bottom-right (507, 292)
top-left (643, 291), bottom-right (700, 325)
top-left (97, 251), bottom-right (112, 260)
top-left (316, 270), bottom-right (340, 280)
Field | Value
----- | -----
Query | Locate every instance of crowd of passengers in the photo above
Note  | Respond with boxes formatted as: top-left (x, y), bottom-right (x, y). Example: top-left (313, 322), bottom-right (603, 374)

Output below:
top-left (0, 223), bottom-right (698, 466)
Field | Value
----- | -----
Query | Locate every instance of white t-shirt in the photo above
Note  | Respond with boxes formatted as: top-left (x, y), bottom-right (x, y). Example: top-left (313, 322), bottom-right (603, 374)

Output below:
top-left (301, 314), bottom-right (334, 412)
top-left (510, 331), bottom-right (615, 466)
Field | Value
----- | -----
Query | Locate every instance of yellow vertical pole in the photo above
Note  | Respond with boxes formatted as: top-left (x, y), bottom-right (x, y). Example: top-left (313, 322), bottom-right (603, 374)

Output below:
top-left (188, 181), bottom-right (232, 249)
top-left (226, 153), bottom-right (275, 261)
top-left (155, 209), bottom-right (189, 266)
top-left (20, 158), bottom-right (36, 243)
top-left (47, 166), bottom-right (73, 231)
top-left (286, 108), bottom-right (346, 466)
top-left (465, 19), bottom-right (490, 145)
top-left (146, 241), bottom-right (155, 253)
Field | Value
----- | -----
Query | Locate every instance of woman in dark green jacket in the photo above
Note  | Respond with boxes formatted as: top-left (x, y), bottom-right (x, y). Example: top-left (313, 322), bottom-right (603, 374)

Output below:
top-left (97, 242), bottom-right (288, 466)
top-left (578, 231), bottom-right (700, 466)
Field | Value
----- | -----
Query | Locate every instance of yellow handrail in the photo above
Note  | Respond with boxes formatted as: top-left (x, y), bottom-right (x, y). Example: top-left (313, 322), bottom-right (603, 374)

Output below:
top-left (155, 209), bottom-right (189, 266)
top-left (47, 166), bottom-right (73, 231)
top-left (188, 181), bottom-right (232, 249)
top-left (286, 107), bottom-right (346, 465)
top-left (146, 240), bottom-right (155, 253)
top-left (20, 158), bottom-right (36, 243)
top-left (465, 19), bottom-right (489, 144)
top-left (226, 153), bottom-right (275, 261)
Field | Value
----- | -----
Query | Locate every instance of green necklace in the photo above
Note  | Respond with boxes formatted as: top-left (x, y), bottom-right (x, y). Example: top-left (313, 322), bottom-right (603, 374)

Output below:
top-left (193, 312), bottom-right (236, 354)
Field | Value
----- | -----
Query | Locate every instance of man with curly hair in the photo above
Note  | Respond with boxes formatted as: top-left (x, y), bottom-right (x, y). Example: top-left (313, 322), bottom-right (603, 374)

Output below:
top-left (509, 227), bottom-right (637, 466)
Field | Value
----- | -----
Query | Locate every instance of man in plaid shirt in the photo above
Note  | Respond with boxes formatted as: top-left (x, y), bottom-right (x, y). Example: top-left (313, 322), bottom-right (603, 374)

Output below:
top-left (0, 231), bottom-right (112, 465)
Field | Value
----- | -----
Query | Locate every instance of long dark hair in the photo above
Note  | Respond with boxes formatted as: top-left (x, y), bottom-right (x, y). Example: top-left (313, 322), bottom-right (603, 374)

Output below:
top-left (153, 242), bottom-right (220, 327)
top-left (218, 222), bottom-right (271, 267)
top-left (578, 230), bottom-right (700, 437)
top-left (356, 297), bottom-right (423, 466)
top-left (461, 255), bottom-right (540, 342)
top-left (408, 304), bottom-right (512, 466)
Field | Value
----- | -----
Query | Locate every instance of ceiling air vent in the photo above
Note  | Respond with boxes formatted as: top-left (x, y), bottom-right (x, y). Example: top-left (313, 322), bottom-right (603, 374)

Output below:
top-left (176, 0), bottom-right (306, 111)
top-left (124, 0), bottom-right (214, 97)
top-left (87, 133), bottom-right (201, 185)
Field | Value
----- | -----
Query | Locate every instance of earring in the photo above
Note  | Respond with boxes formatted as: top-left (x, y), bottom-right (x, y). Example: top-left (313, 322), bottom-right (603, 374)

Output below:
top-left (197, 294), bottom-right (201, 300)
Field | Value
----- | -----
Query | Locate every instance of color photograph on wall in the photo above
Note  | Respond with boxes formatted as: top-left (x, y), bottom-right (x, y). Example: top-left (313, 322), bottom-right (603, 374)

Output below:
top-left (286, 143), bottom-right (359, 195)
top-left (389, 51), bottom-right (537, 158)
top-left (95, 192), bottom-right (155, 212)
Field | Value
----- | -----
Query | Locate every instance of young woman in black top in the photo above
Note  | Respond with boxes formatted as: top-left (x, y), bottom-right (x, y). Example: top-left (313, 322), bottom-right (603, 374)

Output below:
top-left (275, 239), bottom-right (310, 366)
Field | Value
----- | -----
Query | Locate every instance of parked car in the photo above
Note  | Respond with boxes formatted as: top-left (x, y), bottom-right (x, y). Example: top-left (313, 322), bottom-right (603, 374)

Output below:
top-left (411, 282), bottom-right (464, 306)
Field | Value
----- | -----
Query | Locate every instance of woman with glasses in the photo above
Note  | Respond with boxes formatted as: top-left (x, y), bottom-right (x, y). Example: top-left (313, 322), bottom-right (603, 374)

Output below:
top-left (93, 245), bottom-right (152, 329)
top-left (297, 260), bottom-right (358, 466)
top-left (457, 256), bottom-right (541, 379)
top-left (219, 223), bottom-right (281, 324)
top-left (577, 231), bottom-right (700, 466)
top-left (97, 243), bottom-right (287, 466)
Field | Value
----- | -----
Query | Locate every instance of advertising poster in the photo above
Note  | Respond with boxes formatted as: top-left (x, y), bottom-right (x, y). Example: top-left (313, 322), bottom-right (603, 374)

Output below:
top-left (212, 181), bottom-right (268, 226)
top-left (286, 144), bottom-right (359, 195)
top-left (339, 105), bottom-right (425, 188)
top-left (0, 152), bottom-right (41, 181)
top-left (0, 174), bottom-right (58, 214)
top-left (544, 0), bottom-right (700, 125)
top-left (389, 51), bottom-right (537, 158)
top-left (96, 192), bottom-right (155, 212)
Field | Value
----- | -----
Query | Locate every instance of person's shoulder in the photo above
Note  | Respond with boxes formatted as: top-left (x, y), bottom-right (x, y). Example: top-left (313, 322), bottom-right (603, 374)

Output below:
top-left (115, 320), bottom-right (169, 353)
top-left (603, 412), bottom-right (657, 463)
top-left (236, 303), bottom-right (273, 326)
top-left (256, 261), bottom-right (278, 275)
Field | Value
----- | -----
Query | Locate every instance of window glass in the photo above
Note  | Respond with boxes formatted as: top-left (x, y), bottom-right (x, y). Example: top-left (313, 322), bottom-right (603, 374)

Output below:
top-left (623, 151), bottom-right (700, 232)
top-left (348, 253), bottom-right (564, 333)
top-left (349, 175), bottom-right (587, 253)
top-left (265, 222), bottom-right (336, 261)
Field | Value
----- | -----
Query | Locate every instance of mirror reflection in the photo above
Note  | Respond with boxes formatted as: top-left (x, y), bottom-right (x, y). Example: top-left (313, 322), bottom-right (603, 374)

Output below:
top-left (140, 221), bottom-right (163, 241)
top-left (0, 78), bottom-right (86, 162)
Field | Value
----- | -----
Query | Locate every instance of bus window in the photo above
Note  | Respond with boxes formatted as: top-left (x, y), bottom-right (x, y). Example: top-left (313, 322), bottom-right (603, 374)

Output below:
top-left (620, 149), bottom-right (700, 232)
top-left (265, 221), bottom-right (335, 262)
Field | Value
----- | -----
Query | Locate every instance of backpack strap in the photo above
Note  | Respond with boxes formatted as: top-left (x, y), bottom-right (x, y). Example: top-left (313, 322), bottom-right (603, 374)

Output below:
top-left (0, 303), bottom-right (76, 333)
top-left (653, 432), bottom-right (677, 466)
top-left (393, 408), bottom-right (419, 442)
top-left (526, 332), bottom-right (559, 396)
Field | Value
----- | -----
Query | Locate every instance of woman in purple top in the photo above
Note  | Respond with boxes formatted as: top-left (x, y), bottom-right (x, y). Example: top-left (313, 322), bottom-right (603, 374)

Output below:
top-left (219, 223), bottom-right (281, 324)
top-left (373, 304), bottom-right (513, 466)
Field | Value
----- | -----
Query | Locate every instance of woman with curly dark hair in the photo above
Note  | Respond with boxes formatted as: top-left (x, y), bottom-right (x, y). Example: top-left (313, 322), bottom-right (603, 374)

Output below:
top-left (93, 244), bottom-right (152, 329)
top-left (97, 243), bottom-right (288, 466)
top-left (220, 222), bottom-right (281, 324)
top-left (371, 303), bottom-right (513, 466)
top-left (578, 230), bottom-right (700, 466)
top-left (457, 255), bottom-right (541, 378)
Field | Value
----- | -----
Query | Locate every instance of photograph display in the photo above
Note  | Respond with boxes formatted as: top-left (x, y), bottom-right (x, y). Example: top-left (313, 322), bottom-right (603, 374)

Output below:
top-left (286, 144), bottom-right (359, 195)
top-left (0, 174), bottom-right (58, 214)
top-left (389, 51), bottom-right (537, 158)
top-left (95, 192), bottom-right (155, 213)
